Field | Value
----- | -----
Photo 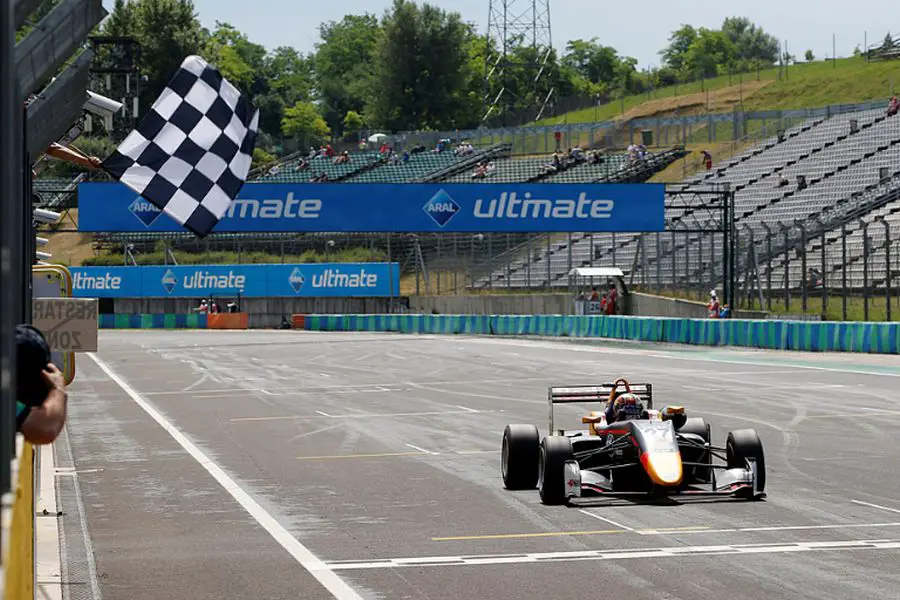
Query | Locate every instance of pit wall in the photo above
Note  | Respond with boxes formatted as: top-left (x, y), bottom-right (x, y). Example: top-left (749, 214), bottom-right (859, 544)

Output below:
top-left (301, 314), bottom-right (900, 354)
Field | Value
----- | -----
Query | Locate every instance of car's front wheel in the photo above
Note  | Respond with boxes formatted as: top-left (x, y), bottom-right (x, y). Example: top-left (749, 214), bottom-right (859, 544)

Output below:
top-left (727, 429), bottom-right (766, 495)
top-left (502, 424), bottom-right (540, 490)
top-left (538, 436), bottom-right (573, 505)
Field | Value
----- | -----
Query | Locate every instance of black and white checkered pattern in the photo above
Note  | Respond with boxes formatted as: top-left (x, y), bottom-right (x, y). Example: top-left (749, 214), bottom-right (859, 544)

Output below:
top-left (103, 55), bottom-right (259, 237)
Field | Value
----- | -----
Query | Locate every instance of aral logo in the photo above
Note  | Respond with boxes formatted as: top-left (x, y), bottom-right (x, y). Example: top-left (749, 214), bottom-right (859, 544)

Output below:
top-left (289, 267), bottom-right (305, 293)
top-left (161, 269), bottom-right (177, 294)
top-left (423, 189), bottom-right (460, 228)
top-left (129, 197), bottom-right (163, 228)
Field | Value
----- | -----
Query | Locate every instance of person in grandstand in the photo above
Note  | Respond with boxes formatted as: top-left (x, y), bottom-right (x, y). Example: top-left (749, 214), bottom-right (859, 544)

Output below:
top-left (15, 325), bottom-right (68, 445)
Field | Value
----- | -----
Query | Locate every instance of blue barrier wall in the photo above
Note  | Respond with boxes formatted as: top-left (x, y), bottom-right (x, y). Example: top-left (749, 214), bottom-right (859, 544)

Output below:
top-left (302, 314), bottom-right (900, 354)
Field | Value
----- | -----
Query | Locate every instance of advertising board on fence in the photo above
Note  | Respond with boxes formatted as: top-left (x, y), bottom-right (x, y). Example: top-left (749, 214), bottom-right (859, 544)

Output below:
top-left (70, 263), bottom-right (400, 298)
top-left (77, 182), bottom-right (666, 233)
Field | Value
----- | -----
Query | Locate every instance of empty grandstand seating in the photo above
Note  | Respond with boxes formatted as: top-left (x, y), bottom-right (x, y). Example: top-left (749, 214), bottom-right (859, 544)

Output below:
top-left (477, 107), bottom-right (900, 292)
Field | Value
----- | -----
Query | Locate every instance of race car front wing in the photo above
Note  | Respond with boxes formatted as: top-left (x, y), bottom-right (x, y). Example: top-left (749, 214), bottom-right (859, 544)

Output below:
top-left (564, 457), bottom-right (765, 502)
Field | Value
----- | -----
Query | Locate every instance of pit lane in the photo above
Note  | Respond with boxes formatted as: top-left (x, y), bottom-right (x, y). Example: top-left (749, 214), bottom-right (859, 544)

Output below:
top-left (59, 331), bottom-right (900, 600)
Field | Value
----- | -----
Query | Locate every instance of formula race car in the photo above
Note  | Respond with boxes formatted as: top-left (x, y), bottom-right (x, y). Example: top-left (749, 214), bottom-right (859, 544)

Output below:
top-left (500, 377), bottom-right (765, 505)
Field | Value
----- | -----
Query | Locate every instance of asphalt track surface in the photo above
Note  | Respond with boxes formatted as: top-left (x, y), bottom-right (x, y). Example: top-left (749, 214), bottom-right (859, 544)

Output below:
top-left (59, 330), bottom-right (900, 600)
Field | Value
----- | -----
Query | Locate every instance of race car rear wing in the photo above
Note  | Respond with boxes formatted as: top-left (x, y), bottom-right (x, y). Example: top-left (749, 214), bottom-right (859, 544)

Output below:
top-left (548, 382), bottom-right (653, 433)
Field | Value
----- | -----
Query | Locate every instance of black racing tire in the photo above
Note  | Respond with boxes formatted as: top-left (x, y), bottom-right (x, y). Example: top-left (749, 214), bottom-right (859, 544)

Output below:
top-left (679, 417), bottom-right (711, 483)
top-left (538, 436), bottom-right (573, 505)
top-left (501, 424), bottom-right (540, 490)
top-left (727, 429), bottom-right (766, 494)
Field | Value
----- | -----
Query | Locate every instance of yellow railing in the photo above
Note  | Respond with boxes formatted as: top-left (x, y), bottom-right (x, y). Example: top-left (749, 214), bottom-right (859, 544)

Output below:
top-left (1, 435), bottom-right (36, 600)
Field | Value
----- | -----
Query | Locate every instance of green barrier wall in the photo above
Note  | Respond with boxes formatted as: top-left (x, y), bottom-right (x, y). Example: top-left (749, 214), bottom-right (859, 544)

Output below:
top-left (99, 314), bottom-right (208, 329)
top-left (303, 314), bottom-right (900, 354)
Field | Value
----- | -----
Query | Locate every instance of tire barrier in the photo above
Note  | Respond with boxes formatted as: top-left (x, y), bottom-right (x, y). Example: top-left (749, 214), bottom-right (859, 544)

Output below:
top-left (99, 313), bottom-right (208, 329)
top-left (301, 314), bottom-right (900, 354)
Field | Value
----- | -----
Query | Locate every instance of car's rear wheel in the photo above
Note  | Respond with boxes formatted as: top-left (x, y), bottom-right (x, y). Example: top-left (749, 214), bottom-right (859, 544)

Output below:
top-left (501, 424), bottom-right (540, 490)
top-left (678, 417), bottom-right (711, 483)
top-left (727, 429), bottom-right (766, 494)
top-left (538, 436), bottom-right (573, 505)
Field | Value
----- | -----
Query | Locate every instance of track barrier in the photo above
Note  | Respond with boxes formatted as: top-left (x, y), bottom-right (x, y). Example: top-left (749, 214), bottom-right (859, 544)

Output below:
top-left (301, 314), bottom-right (900, 354)
top-left (99, 313), bottom-right (208, 329)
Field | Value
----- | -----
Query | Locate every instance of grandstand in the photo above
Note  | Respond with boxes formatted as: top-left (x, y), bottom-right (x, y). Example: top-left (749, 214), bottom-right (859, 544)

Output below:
top-left (42, 100), bottom-right (900, 308)
top-left (473, 105), bottom-right (900, 296)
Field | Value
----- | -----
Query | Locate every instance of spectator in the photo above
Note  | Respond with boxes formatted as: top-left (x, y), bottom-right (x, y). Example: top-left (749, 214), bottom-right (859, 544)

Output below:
top-left (589, 287), bottom-right (599, 301)
top-left (707, 290), bottom-right (720, 318)
top-left (701, 150), bottom-right (713, 171)
top-left (15, 325), bottom-right (68, 445)
top-left (777, 173), bottom-right (789, 187)
top-left (605, 283), bottom-right (618, 315)
top-left (296, 158), bottom-right (309, 171)
top-left (402, 151), bottom-right (410, 164)
top-left (571, 146), bottom-right (585, 162)
top-left (334, 150), bottom-right (350, 165)
top-left (887, 95), bottom-right (899, 117)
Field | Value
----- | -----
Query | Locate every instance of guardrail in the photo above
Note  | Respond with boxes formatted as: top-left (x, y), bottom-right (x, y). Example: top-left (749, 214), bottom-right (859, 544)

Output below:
top-left (300, 313), bottom-right (900, 354)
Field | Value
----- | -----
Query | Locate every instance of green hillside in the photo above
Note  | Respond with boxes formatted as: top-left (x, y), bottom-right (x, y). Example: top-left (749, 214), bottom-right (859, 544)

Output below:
top-left (539, 57), bottom-right (900, 126)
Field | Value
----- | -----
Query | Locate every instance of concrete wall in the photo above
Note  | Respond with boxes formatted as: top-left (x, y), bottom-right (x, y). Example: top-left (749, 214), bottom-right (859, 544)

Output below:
top-left (409, 294), bottom-right (574, 316)
top-left (112, 297), bottom-right (406, 329)
top-left (628, 293), bottom-right (767, 320)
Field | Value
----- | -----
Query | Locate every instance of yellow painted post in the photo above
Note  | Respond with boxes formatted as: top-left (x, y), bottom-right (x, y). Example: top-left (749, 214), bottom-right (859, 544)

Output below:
top-left (3, 441), bottom-right (35, 600)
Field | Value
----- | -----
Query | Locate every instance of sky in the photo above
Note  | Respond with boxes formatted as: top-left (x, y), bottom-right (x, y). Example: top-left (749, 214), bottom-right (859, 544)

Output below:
top-left (103, 0), bottom-right (898, 67)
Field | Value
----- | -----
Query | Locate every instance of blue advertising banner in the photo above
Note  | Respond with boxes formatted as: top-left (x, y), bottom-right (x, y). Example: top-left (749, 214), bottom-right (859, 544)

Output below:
top-left (77, 182), bottom-right (665, 233)
top-left (70, 263), bottom-right (400, 298)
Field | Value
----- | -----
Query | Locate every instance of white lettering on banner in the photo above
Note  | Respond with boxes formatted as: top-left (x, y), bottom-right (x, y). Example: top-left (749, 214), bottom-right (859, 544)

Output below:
top-left (72, 271), bottom-right (123, 291)
top-left (473, 192), bottom-right (614, 220)
top-left (226, 193), bottom-right (322, 220)
top-left (311, 269), bottom-right (379, 289)
top-left (182, 271), bottom-right (247, 291)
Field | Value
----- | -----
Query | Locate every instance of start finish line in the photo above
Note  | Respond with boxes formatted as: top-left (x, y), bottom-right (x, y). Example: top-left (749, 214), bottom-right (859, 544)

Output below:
top-left (77, 182), bottom-right (666, 233)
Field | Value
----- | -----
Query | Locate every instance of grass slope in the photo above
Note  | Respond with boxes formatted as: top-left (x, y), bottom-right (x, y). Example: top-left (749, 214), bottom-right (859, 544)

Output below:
top-left (540, 57), bottom-right (900, 126)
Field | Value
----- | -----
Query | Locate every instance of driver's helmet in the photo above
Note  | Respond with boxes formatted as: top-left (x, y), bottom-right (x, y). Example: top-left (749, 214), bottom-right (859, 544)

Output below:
top-left (613, 393), bottom-right (644, 421)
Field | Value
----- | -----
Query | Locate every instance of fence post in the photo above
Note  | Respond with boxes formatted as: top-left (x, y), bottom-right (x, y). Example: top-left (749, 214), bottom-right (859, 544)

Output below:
top-left (841, 222), bottom-right (848, 321)
top-left (780, 222), bottom-right (791, 312)
top-left (797, 220), bottom-right (808, 312)
top-left (880, 217), bottom-right (892, 321)
top-left (820, 221), bottom-right (828, 317)
top-left (761, 222), bottom-right (773, 311)
top-left (861, 219), bottom-right (869, 321)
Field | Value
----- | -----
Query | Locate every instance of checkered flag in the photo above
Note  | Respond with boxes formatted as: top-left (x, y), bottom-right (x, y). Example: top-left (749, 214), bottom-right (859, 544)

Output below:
top-left (103, 55), bottom-right (260, 237)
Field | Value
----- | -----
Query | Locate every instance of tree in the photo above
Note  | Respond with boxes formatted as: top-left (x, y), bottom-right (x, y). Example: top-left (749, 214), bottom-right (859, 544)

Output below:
top-left (100, 0), bottom-right (208, 116)
top-left (281, 101), bottom-right (331, 146)
top-left (314, 14), bottom-right (381, 136)
top-left (366, 0), bottom-right (473, 131)
top-left (342, 110), bottom-right (364, 135)
top-left (660, 25), bottom-right (698, 74)
top-left (684, 28), bottom-right (737, 80)
top-left (805, 49), bottom-right (815, 62)
top-left (721, 17), bottom-right (779, 71)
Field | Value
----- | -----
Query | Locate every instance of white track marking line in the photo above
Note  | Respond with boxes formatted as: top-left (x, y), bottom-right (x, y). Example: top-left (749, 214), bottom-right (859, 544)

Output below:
top-left (315, 410), bottom-right (334, 417)
top-left (324, 538), bottom-right (900, 570)
top-left (638, 522), bottom-right (900, 535)
top-left (852, 500), bottom-right (900, 515)
top-left (405, 443), bottom-right (439, 456)
top-left (456, 405), bottom-right (479, 413)
top-left (231, 408), bottom-right (497, 422)
top-left (578, 509), bottom-right (635, 532)
top-left (87, 353), bottom-right (363, 600)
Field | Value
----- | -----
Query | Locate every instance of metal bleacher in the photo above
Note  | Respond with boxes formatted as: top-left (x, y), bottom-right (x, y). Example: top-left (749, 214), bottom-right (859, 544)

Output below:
top-left (475, 107), bottom-right (900, 291)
